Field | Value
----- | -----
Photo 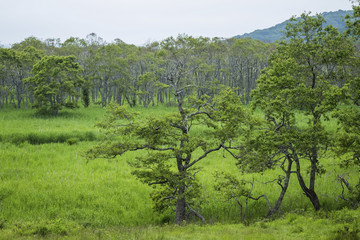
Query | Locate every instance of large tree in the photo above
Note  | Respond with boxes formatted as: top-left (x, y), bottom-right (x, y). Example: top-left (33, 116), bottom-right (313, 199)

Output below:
top-left (86, 85), bottom-right (245, 224)
top-left (248, 13), bottom-right (354, 211)
top-left (331, 0), bottom-right (360, 207)
top-left (24, 55), bottom-right (84, 115)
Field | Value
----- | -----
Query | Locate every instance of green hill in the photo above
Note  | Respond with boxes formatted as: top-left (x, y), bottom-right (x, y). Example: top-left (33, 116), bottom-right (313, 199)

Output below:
top-left (234, 10), bottom-right (352, 42)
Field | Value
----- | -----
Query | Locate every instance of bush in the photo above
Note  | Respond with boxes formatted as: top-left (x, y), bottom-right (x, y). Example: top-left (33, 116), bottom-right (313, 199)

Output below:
top-left (329, 208), bottom-right (360, 240)
top-left (66, 137), bottom-right (79, 145)
top-left (64, 102), bottom-right (79, 109)
top-left (331, 223), bottom-right (360, 240)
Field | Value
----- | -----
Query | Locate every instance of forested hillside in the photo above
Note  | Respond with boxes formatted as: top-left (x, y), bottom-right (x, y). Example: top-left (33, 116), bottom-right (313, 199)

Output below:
top-left (235, 9), bottom-right (352, 42)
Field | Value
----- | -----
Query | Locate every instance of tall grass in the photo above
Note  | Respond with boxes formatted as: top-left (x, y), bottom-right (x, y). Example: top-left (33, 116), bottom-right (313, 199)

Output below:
top-left (0, 105), bottom-right (104, 140)
top-left (0, 142), bottom-right (155, 226)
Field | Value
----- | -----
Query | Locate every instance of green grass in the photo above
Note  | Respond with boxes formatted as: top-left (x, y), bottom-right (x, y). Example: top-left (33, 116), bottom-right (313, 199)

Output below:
top-left (1, 209), bottom-right (359, 239)
top-left (0, 104), bottom-right (359, 239)
top-left (0, 142), bottom-right (154, 226)
top-left (0, 105), bottom-right (103, 144)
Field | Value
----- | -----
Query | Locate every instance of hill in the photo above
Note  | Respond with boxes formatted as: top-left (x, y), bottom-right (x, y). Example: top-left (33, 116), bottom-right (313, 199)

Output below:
top-left (234, 10), bottom-right (352, 42)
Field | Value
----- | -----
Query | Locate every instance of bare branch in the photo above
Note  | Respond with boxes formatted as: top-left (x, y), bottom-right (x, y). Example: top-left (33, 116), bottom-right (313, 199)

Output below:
top-left (186, 202), bottom-right (205, 222)
top-left (338, 175), bottom-right (353, 193)
top-left (174, 85), bottom-right (196, 96)
top-left (222, 145), bottom-right (242, 159)
top-left (184, 144), bottom-right (222, 169)
top-left (248, 194), bottom-right (272, 211)
top-left (187, 110), bottom-right (212, 119)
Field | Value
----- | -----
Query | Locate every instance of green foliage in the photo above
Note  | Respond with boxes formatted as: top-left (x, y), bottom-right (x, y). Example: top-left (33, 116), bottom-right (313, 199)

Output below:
top-left (81, 86), bottom-right (90, 108)
top-left (346, 1), bottom-right (360, 38)
top-left (87, 96), bottom-right (230, 223)
top-left (213, 171), bottom-right (250, 220)
top-left (0, 46), bottom-right (43, 108)
top-left (23, 55), bottom-right (84, 115)
top-left (333, 106), bottom-right (360, 167)
top-left (329, 208), bottom-right (360, 240)
top-left (87, 87), bottom-right (255, 224)
top-left (247, 12), bottom-right (355, 212)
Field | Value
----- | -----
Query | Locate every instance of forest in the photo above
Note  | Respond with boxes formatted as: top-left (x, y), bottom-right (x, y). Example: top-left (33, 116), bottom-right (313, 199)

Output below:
top-left (0, 4), bottom-right (360, 240)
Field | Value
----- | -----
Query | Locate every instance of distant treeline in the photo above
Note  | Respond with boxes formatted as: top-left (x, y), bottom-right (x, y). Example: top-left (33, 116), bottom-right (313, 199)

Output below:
top-left (0, 34), bottom-right (274, 112)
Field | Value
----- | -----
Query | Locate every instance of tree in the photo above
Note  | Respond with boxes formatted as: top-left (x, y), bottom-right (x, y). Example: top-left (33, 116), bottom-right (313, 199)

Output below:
top-left (11, 37), bottom-right (47, 52)
top-left (24, 55), bottom-right (84, 115)
top-left (61, 37), bottom-right (92, 108)
top-left (213, 171), bottom-right (274, 222)
top-left (90, 44), bottom-right (129, 107)
top-left (226, 38), bottom-right (273, 103)
top-left (0, 47), bottom-right (43, 108)
top-left (86, 84), bottom-right (247, 225)
top-left (249, 13), bottom-right (354, 211)
top-left (331, 0), bottom-right (360, 207)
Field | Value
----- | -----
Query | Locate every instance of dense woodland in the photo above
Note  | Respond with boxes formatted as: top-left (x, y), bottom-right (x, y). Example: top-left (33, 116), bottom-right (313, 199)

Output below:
top-left (0, 33), bottom-right (273, 114)
top-left (1, 2), bottom-right (360, 238)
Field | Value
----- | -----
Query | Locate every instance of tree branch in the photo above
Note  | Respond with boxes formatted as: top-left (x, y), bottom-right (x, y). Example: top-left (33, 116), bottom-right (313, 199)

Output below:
top-left (186, 202), bottom-right (205, 222)
top-left (338, 175), bottom-right (353, 193)
top-left (148, 180), bottom-right (168, 186)
top-left (184, 144), bottom-right (222, 169)
top-left (248, 194), bottom-right (272, 211)
top-left (120, 144), bottom-right (175, 152)
top-left (222, 145), bottom-right (242, 159)
top-left (174, 85), bottom-right (196, 96)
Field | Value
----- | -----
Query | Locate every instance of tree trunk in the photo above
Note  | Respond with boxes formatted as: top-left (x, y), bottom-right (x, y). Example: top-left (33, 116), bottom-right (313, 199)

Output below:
top-left (91, 88), bottom-right (96, 103)
top-left (310, 146), bottom-right (318, 191)
top-left (175, 186), bottom-right (186, 225)
top-left (293, 150), bottom-right (321, 210)
top-left (266, 157), bottom-right (292, 218)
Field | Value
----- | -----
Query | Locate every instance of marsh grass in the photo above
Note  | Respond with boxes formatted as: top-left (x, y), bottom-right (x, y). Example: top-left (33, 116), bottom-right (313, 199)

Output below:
top-left (0, 105), bottom-right (104, 145)
top-left (0, 104), bottom-right (359, 239)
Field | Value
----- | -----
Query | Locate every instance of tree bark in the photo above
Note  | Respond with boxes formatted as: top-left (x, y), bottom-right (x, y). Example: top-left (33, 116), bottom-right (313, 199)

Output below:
top-left (175, 186), bottom-right (186, 225)
top-left (293, 150), bottom-right (321, 210)
top-left (309, 146), bottom-right (318, 192)
top-left (266, 157), bottom-right (292, 218)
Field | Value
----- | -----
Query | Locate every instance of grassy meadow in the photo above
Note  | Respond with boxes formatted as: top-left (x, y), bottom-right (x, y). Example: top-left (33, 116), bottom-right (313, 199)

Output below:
top-left (0, 104), bottom-right (359, 239)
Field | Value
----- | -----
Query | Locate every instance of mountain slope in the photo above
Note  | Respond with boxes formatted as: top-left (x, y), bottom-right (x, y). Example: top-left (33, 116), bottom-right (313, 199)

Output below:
top-left (234, 10), bottom-right (352, 42)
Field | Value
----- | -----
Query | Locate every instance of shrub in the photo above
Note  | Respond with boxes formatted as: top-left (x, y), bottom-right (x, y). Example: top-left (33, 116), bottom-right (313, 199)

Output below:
top-left (66, 137), bottom-right (79, 145)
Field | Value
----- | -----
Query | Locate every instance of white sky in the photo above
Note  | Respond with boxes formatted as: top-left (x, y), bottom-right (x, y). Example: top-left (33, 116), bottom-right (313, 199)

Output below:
top-left (0, 0), bottom-right (354, 46)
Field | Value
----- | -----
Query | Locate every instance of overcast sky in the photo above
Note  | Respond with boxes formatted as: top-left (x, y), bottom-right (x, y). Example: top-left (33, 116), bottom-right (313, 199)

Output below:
top-left (0, 0), bottom-right (354, 46)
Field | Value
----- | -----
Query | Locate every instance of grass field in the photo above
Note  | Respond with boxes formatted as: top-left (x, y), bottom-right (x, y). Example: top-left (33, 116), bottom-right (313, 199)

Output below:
top-left (0, 105), bottom-right (359, 239)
